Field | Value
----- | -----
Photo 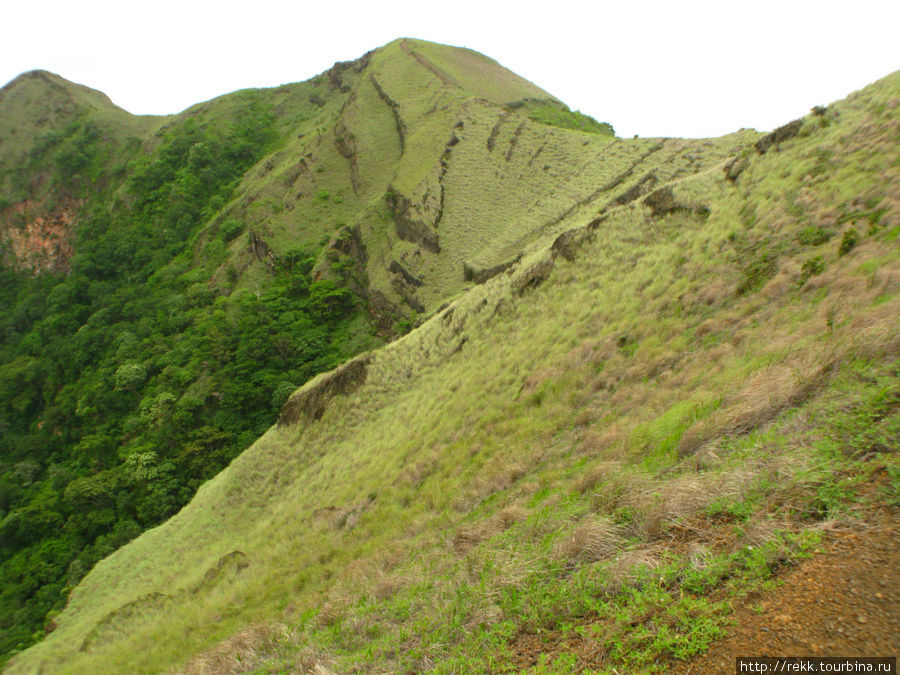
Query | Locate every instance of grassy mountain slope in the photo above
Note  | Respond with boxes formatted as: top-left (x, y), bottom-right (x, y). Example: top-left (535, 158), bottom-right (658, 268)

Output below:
top-left (9, 68), bottom-right (898, 673)
top-left (0, 39), bottom-right (626, 664)
top-left (215, 37), bottom-right (622, 322)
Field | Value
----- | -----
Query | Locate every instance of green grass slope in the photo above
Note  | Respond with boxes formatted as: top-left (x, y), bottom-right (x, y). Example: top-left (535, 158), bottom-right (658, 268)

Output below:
top-left (1, 39), bottom-right (623, 663)
top-left (207, 37), bottom-right (619, 324)
top-left (9, 69), bottom-right (898, 673)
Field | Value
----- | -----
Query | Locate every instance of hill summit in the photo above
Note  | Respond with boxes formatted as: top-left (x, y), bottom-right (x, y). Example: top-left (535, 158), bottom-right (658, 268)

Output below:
top-left (1, 40), bottom-right (898, 673)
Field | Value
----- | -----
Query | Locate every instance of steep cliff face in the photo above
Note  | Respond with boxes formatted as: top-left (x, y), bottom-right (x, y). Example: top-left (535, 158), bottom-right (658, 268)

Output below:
top-left (0, 71), bottom-right (161, 278)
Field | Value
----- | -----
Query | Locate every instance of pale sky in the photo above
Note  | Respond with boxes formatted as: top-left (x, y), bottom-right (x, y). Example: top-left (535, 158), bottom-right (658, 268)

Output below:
top-left (2, 0), bottom-right (898, 139)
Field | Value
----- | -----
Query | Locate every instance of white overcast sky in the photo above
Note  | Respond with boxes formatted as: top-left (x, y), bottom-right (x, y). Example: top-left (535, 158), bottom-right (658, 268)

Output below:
top-left (2, 0), bottom-right (898, 138)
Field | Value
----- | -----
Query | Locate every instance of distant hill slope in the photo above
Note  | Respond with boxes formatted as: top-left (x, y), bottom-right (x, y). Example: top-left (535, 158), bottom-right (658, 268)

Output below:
top-left (7, 50), bottom-right (897, 674)
top-left (0, 69), bottom-right (161, 195)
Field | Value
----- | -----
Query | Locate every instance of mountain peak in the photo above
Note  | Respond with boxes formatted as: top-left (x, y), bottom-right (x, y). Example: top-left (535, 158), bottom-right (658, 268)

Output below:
top-left (0, 69), bottom-right (117, 111)
top-left (374, 37), bottom-right (558, 106)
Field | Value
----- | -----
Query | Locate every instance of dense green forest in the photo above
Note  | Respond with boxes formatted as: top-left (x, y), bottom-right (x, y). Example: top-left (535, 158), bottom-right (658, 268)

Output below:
top-left (0, 93), bottom-right (377, 662)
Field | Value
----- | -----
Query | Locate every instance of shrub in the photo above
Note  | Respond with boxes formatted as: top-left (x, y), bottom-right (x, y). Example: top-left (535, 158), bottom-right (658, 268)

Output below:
top-left (798, 256), bottom-right (825, 286)
top-left (220, 219), bottom-right (244, 242)
top-left (838, 228), bottom-right (859, 256)
top-left (797, 226), bottom-right (832, 246)
top-left (507, 99), bottom-right (615, 136)
top-left (737, 251), bottom-right (778, 295)
top-left (114, 362), bottom-right (147, 391)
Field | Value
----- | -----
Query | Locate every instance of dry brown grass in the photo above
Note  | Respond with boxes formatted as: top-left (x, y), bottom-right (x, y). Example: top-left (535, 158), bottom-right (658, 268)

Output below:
top-left (679, 271), bottom-right (735, 310)
top-left (622, 469), bottom-right (758, 541)
top-left (739, 517), bottom-right (797, 547)
top-left (519, 366), bottom-right (563, 395)
top-left (685, 542), bottom-right (713, 571)
top-left (603, 548), bottom-right (663, 591)
top-left (553, 516), bottom-right (625, 564)
top-left (678, 360), bottom-right (824, 458)
top-left (454, 458), bottom-right (532, 512)
top-left (845, 300), bottom-right (900, 359)
top-left (676, 283), bottom-right (898, 461)
top-left (689, 442), bottom-right (725, 472)
top-left (291, 646), bottom-right (338, 674)
top-left (578, 425), bottom-right (627, 458)
top-left (611, 379), bottom-right (653, 409)
top-left (336, 548), bottom-right (413, 604)
top-left (575, 461), bottom-right (622, 494)
top-left (315, 599), bottom-right (348, 629)
top-left (466, 599), bottom-right (504, 631)
top-left (453, 504), bottom-right (527, 552)
top-left (177, 623), bottom-right (291, 675)
top-left (588, 470), bottom-right (637, 514)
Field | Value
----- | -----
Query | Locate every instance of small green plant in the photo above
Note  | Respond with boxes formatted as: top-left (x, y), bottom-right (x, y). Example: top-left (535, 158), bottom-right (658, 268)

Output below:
top-left (737, 251), bottom-right (778, 295)
top-left (705, 497), bottom-right (753, 522)
top-left (797, 226), bottom-right (832, 246)
top-left (838, 228), bottom-right (859, 256)
top-left (393, 312), bottom-right (420, 336)
top-left (798, 256), bottom-right (824, 286)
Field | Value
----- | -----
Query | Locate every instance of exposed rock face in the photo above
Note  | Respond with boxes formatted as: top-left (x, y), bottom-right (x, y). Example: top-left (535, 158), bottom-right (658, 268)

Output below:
top-left (643, 187), bottom-right (680, 216)
top-left (385, 188), bottom-right (441, 253)
top-left (80, 592), bottom-right (172, 652)
top-left (643, 187), bottom-right (710, 219)
top-left (388, 259), bottom-right (423, 287)
top-left (389, 262), bottom-right (426, 313)
top-left (551, 227), bottom-right (592, 262)
top-left (755, 119), bottom-right (803, 154)
top-left (369, 74), bottom-right (407, 155)
top-left (463, 256), bottom-right (521, 284)
top-left (487, 113), bottom-right (509, 152)
top-left (389, 259), bottom-right (425, 310)
top-left (1, 200), bottom-right (77, 274)
top-left (248, 227), bottom-right (279, 270)
top-left (335, 116), bottom-right (361, 195)
top-left (513, 257), bottom-right (555, 295)
top-left (723, 154), bottom-right (750, 182)
top-left (278, 354), bottom-right (373, 425)
top-left (194, 551), bottom-right (250, 592)
top-left (614, 172), bottom-right (658, 206)
top-left (325, 52), bottom-right (371, 92)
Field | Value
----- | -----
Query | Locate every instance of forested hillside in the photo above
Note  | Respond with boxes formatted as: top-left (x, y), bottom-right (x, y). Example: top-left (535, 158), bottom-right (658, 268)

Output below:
top-left (0, 71), bottom-right (380, 661)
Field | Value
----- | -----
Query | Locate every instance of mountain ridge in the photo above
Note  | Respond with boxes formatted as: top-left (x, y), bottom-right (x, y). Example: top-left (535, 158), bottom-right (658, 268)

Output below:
top-left (1, 41), bottom-right (898, 673)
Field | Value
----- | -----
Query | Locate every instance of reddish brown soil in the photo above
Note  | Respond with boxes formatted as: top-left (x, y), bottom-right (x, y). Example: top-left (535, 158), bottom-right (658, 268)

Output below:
top-left (508, 508), bottom-right (898, 673)
top-left (669, 514), bottom-right (899, 674)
